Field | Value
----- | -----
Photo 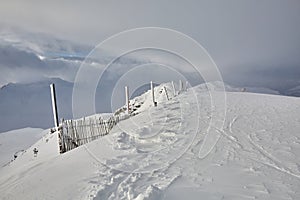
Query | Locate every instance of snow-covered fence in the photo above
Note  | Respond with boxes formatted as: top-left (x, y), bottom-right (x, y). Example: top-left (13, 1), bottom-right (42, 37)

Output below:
top-left (59, 115), bottom-right (128, 153)
top-left (52, 80), bottom-right (188, 154)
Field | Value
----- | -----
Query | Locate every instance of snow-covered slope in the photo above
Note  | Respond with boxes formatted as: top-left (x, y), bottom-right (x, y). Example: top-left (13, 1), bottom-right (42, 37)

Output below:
top-left (0, 83), bottom-right (299, 200)
top-left (196, 81), bottom-right (280, 95)
top-left (0, 127), bottom-right (45, 167)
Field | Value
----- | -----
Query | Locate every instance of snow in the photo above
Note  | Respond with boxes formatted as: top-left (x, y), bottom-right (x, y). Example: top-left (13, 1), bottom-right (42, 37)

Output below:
top-left (0, 127), bottom-right (44, 167)
top-left (195, 81), bottom-right (280, 95)
top-left (0, 83), bottom-right (299, 199)
top-left (37, 54), bottom-right (46, 60)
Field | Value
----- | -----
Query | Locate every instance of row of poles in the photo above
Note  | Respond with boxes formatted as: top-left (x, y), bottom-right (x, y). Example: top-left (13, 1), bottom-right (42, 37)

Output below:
top-left (124, 81), bottom-right (157, 115)
top-left (50, 81), bottom-right (164, 125)
top-left (50, 80), bottom-right (188, 130)
top-left (49, 80), bottom-right (188, 153)
top-left (124, 80), bottom-right (187, 114)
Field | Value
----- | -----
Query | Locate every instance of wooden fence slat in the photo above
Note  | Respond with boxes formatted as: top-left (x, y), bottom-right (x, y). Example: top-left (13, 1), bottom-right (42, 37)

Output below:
top-left (61, 115), bottom-right (120, 153)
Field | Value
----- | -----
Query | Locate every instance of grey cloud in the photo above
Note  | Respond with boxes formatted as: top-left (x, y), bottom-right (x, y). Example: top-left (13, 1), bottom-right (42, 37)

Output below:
top-left (0, 0), bottom-right (299, 91)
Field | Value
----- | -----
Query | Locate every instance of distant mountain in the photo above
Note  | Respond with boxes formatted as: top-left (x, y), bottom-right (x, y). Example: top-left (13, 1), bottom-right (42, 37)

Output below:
top-left (0, 78), bottom-right (74, 132)
top-left (0, 79), bottom-right (285, 133)
top-left (0, 28), bottom-right (155, 132)
top-left (195, 81), bottom-right (280, 95)
top-left (0, 27), bottom-right (297, 133)
top-left (283, 85), bottom-right (300, 97)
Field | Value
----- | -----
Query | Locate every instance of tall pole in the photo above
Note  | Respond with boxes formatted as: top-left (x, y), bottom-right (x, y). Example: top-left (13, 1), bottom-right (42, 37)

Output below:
top-left (151, 81), bottom-right (156, 106)
top-left (125, 86), bottom-right (130, 114)
top-left (172, 81), bottom-right (176, 96)
top-left (50, 84), bottom-right (59, 130)
top-left (185, 81), bottom-right (188, 91)
top-left (179, 80), bottom-right (183, 93)
top-left (164, 86), bottom-right (169, 100)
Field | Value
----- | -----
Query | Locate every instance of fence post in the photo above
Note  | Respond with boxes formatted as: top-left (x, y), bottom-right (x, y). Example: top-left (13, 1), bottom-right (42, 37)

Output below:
top-left (59, 118), bottom-right (66, 154)
top-left (172, 81), bottom-right (176, 96)
top-left (164, 86), bottom-right (169, 100)
top-left (151, 81), bottom-right (157, 106)
top-left (125, 86), bottom-right (130, 114)
top-left (50, 84), bottom-right (59, 130)
top-left (179, 80), bottom-right (183, 93)
top-left (185, 81), bottom-right (188, 91)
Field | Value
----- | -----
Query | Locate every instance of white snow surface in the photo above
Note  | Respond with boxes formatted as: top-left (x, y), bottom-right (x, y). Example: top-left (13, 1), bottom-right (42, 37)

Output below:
top-left (0, 127), bottom-right (45, 167)
top-left (0, 83), bottom-right (300, 200)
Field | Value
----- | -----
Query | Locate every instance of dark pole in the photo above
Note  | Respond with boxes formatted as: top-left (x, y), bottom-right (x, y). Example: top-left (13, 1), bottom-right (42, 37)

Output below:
top-left (50, 83), bottom-right (59, 129)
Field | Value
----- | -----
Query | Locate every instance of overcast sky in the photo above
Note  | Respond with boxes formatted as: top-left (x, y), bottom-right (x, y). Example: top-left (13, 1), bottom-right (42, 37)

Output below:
top-left (0, 0), bottom-right (300, 90)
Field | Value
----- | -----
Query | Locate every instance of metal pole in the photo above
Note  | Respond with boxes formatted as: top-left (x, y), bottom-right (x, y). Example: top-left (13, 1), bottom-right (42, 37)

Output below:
top-left (151, 81), bottom-right (156, 106)
top-left (125, 86), bottom-right (130, 114)
top-left (50, 84), bottom-right (59, 130)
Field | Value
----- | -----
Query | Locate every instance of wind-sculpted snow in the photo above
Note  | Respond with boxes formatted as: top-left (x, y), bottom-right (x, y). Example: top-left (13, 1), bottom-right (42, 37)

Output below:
top-left (0, 128), bottom-right (44, 167)
top-left (0, 86), bottom-right (299, 200)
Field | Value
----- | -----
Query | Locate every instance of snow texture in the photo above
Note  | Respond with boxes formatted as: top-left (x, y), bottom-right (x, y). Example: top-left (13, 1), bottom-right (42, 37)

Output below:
top-left (0, 83), bottom-right (299, 200)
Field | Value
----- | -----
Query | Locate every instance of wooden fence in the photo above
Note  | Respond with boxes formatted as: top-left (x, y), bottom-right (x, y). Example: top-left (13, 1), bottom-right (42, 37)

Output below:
top-left (52, 80), bottom-right (187, 154)
top-left (58, 115), bottom-right (128, 153)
